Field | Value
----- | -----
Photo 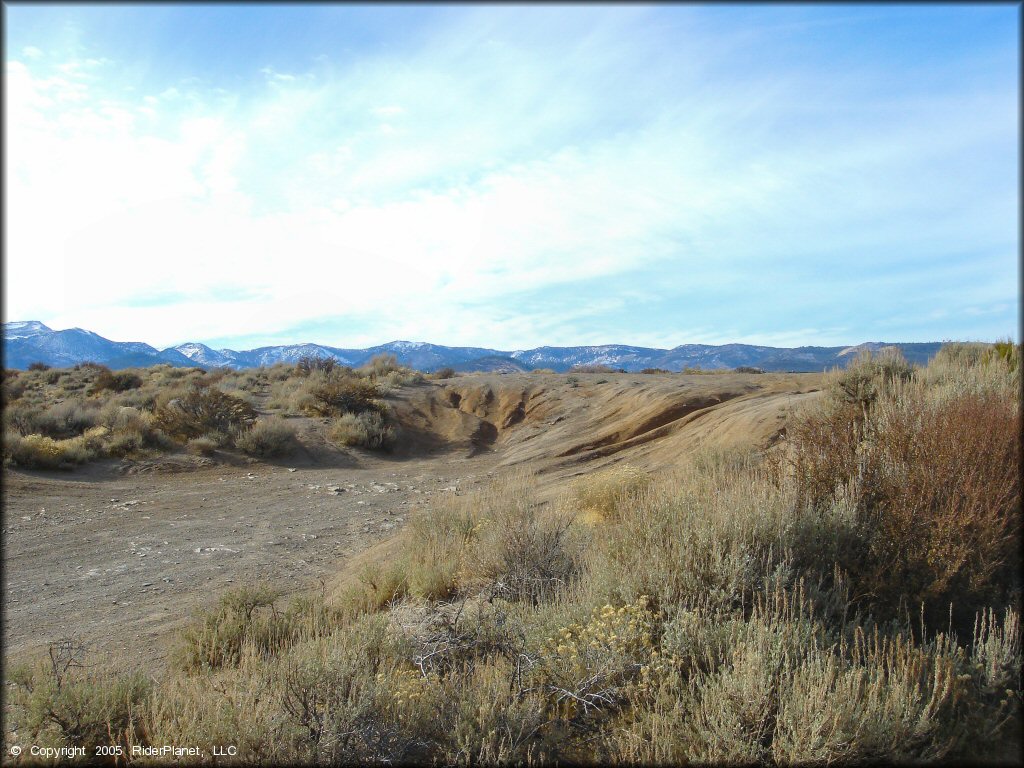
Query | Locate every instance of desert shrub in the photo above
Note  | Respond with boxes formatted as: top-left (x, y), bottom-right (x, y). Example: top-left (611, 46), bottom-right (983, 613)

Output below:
top-left (361, 353), bottom-right (402, 378)
top-left (340, 561), bottom-right (412, 614)
top-left (6, 639), bottom-right (150, 755)
top-left (186, 436), bottom-right (219, 456)
top-left (152, 386), bottom-right (257, 442)
top-left (640, 367), bottom-right (671, 374)
top-left (572, 464), bottom-right (653, 523)
top-left (734, 365), bottom-right (765, 374)
top-left (986, 338), bottom-right (1021, 373)
top-left (532, 368), bottom-right (556, 374)
top-left (676, 587), bottom-right (972, 764)
top-left (930, 341), bottom-right (992, 371)
top-left (303, 375), bottom-right (383, 417)
top-left (533, 596), bottom-right (668, 724)
top-left (390, 476), bottom-right (583, 605)
top-left (568, 364), bottom-right (618, 374)
top-left (328, 411), bottom-right (396, 450)
top-left (433, 367), bottom-right (457, 380)
top-left (784, 365), bottom-right (1020, 629)
top-left (433, 658), bottom-right (550, 765)
top-left (296, 354), bottom-right (339, 377)
top-left (2, 372), bottom-right (27, 404)
top-left (461, 496), bottom-right (583, 604)
top-left (95, 405), bottom-right (172, 457)
top-left (399, 497), bottom-right (477, 601)
top-left (275, 616), bottom-right (431, 764)
top-left (177, 586), bottom-right (340, 672)
top-left (3, 433), bottom-right (92, 469)
top-left (27, 361), bottom-right (51, 371)
top-left (142, 656), bottom-right (292, 764)
top-left (4, 401), bottom-right (44, 435)
top-left (379, 368), bottom-right (424, 388)
top-left (236, 417), bottom-right (298, 458)
top-left (35, 399), bottom-right (99, 438)
top-left (90, 369), bottom-right (143, 393)
top-left (829, 347), bottom-right (913, 412)
top-left (103, 427), bottom-right (169, 458)
top-left (266, 363), bottom-right (293, 381)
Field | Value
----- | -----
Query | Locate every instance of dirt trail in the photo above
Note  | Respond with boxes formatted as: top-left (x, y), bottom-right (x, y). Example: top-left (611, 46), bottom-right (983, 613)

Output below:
top-left (2, 371), bottom-right (821, 664)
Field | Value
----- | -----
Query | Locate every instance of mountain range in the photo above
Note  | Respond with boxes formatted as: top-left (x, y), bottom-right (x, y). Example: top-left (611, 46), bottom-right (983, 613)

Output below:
top-left (3, 320), bottom-right (946, 373)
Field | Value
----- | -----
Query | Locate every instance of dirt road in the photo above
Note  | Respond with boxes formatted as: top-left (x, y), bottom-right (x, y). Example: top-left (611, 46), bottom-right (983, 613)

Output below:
top-left (2, 453), bottom-right (498, 664)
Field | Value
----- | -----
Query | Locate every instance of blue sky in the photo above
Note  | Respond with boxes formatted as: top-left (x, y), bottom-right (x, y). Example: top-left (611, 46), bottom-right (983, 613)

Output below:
top-left (4, 4), bottom-right (1018, 350)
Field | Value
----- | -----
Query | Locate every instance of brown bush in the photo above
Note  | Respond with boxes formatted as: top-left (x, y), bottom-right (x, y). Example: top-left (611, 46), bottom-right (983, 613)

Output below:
top-left (304, 376), bottom-right (383, 418)
top-left (785, 374), bottom-right (1021, 629)
top-left (296, 355), bottom-right (340, 377)
top-left (152, 386), bottom-right (257, 442)
top-left (90, 369), bottom-right (143, 393)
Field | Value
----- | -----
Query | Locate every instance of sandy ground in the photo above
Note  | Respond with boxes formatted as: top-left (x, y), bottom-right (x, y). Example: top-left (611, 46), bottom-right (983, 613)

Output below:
top-left (2, 371), bottom-right (821, 665)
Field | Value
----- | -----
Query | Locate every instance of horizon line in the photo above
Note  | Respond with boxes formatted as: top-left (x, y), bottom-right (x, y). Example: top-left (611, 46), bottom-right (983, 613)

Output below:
top-left (2, 319), bottom-right (1010, 354)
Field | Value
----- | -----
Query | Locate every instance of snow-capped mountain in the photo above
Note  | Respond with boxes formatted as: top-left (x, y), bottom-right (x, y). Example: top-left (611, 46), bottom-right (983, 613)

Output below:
top-left (2, 321), bottom-right (945, 373)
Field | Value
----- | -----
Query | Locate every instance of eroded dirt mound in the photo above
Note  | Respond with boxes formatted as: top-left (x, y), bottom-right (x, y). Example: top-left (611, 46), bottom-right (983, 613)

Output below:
top-left (390, 372), bottom-right (822, 480)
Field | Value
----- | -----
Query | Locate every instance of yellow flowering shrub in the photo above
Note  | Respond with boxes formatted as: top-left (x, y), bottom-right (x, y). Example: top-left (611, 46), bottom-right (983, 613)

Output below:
top-left (536, 596), bottom-right (676, 719)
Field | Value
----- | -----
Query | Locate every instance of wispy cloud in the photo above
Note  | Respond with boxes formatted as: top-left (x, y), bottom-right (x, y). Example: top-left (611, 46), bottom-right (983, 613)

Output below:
top-left (4, 5), bottom-right (1018, 349)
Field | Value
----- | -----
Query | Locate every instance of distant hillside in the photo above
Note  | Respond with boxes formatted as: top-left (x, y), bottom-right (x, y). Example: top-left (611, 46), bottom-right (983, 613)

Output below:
top-left (2, 320), bottom-right (946, 373)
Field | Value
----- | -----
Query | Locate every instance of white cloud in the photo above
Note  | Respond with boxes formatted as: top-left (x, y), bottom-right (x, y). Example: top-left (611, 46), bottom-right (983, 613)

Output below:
top-left (4, 8), bottom-right (1018, 349)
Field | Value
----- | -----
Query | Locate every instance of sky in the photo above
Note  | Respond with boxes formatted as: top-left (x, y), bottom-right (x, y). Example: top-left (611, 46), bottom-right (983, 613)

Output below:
top-left (3, 3), bottom-right (1019, 351)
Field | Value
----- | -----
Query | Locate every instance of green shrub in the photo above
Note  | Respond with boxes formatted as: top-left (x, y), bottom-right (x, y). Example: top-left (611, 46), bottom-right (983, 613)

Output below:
top-left (433, 367), bottom-right (457, 379)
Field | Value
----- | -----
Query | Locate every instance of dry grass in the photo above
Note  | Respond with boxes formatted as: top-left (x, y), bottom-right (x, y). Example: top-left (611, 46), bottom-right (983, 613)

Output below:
top-left (571, 463), bottom-right (653, 523)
